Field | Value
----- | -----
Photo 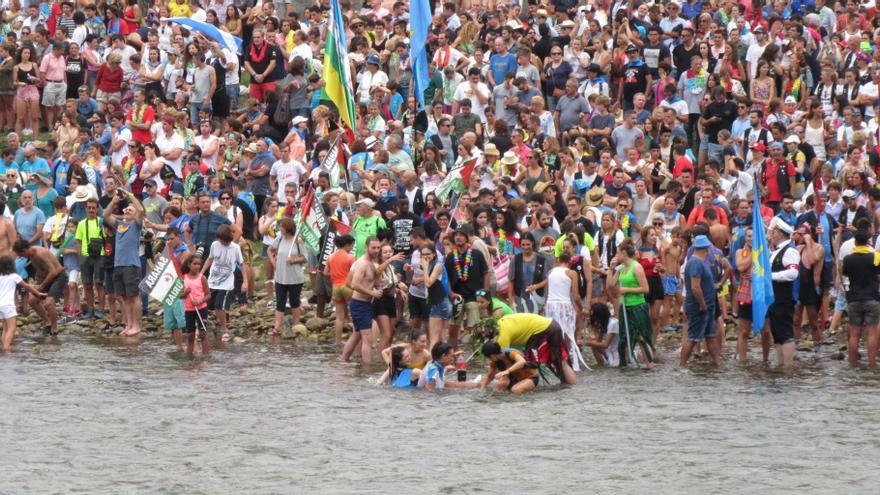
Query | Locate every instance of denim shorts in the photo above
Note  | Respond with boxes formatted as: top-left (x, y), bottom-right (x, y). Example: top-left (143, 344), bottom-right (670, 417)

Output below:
top-left (685, 303), bottom-right (716, 342)
top-left (847, 300), bottom-right (880, 327)
top-left (429, 297), bottom-right (452, 319)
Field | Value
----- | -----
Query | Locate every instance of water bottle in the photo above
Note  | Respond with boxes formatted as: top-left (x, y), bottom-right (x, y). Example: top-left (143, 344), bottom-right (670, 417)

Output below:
top-left (456, 354), bottom-right (467, 382)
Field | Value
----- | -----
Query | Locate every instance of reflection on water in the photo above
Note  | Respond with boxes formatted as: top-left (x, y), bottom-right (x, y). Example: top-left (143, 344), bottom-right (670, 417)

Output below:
top-left (2, 334), bottom-right (880, 493)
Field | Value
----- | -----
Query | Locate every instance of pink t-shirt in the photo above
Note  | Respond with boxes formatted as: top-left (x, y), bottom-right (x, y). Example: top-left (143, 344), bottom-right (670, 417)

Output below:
top-left (39, 53), bottom-right (67, 81)
top-left (183, 274), bottom-right (208, 311)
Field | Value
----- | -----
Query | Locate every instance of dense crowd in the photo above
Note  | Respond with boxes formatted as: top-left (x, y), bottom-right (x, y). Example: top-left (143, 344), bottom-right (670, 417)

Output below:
top-left (2, 0), bottom-right (880, 390)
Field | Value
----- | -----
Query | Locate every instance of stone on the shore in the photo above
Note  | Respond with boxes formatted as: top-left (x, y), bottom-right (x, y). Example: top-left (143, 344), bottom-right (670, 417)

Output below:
top-left (305, 317), bottom-right (329, 332)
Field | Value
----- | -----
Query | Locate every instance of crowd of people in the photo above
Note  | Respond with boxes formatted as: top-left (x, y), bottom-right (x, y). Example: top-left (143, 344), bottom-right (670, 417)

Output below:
top-left (3, 0), bottom-right (880, 391)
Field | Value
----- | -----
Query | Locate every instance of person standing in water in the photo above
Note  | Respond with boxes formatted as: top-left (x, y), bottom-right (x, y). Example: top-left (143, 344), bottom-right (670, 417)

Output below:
top-left (680, 235), bottom-right (721, 366)
top-left (0, 255), bottom-right (46, 350)
top-left (200, 224), bottom-right (244, 343)
top-left (765, 218), bottom-right (800, 366)
top-left (180, 255), bottom-right (210, 358)
top-left (607, 239), bottom-right (655, 368)
top-left (12, 239), bottom-right (67, 336)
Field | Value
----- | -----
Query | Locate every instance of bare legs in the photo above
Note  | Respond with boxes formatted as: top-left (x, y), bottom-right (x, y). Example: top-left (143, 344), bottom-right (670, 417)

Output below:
top-left (1, 318), bottom-right (16, 350)
top-left (341, 329), bottom-right (373, 364)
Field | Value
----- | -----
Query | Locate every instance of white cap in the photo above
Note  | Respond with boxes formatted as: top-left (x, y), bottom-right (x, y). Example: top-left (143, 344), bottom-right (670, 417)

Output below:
top-left (769, 216), bottom-right (793, 235)
top-left (842, 189), bottom-right (857, 199)
top-left (783, 135), bottom-right (800, 144)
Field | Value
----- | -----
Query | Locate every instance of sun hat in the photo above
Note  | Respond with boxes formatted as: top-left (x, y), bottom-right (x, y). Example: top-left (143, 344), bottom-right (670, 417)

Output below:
top-left (500, 151), bottom-right (520, 166)
top-left (586, 186), bottom-right (606, 206)
top-left (692, 235), bottom-right (712, 249)
top-left (483, 143), bottom-right (500, 156)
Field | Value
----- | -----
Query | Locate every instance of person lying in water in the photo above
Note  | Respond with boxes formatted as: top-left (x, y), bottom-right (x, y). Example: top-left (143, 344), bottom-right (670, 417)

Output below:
top-left (417, 342), bottom-right (480, 391)
top-left (378, 329), bottom-right (431, 387)
top-left (479, 341), bottom-right (539, 394)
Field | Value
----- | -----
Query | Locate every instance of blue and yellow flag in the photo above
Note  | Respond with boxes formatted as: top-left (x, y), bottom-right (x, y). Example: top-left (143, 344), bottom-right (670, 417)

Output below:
top-left (410, 0), bottom-right (432, 110)
top-left (751, 183), bottom-right (774, 336)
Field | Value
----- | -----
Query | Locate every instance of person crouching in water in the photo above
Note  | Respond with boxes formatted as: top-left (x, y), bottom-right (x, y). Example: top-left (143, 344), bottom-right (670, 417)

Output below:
top-left (493, 313), bottom-right (578, 384)
top-left (480, 341), bottom-right (539, 394)
top-left (417, 342), bottom-right (480, 391)
top-left (378, 329), bottom-right (431, 387)
top-left (0, 255), bottom-right (47, 350)
top-left (180, 256), bottom-right (210, 358)
top-left (584, 302), bottom-right (620, 367)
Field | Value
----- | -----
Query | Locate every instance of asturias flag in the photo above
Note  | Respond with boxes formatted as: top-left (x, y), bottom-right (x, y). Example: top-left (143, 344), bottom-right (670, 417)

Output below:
top-left (751, 182), bottom-right (774, 336)
top-left (409, 0), bottom-right (431, 110)
top-left (322, 0), bottom-right (357, 132)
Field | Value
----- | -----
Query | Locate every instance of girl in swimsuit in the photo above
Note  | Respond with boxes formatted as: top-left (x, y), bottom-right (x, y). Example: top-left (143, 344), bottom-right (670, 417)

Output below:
top-left (379, 329), bottom-right (431, 387)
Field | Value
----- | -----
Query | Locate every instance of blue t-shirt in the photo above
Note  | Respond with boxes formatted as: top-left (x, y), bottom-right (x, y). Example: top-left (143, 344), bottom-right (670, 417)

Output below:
top-left (113, 219), bottom-right (142, 267)
top-left (76, 97), bottom-right (100, 119)
top-left (13, 207), bottom-right (46, 243)
top-left (684, 255), bottom-right (714, 308)
top-left (20, 158), bottom-right (50, 176)
top-left (489, 52), bottom-right (517, 86)
top-left (0, 159), bottom-right (17, 176)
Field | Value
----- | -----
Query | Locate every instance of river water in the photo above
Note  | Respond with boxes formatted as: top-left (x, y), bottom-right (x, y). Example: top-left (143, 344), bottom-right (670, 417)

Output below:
top-left (2, 335), bottom-right (879, 494)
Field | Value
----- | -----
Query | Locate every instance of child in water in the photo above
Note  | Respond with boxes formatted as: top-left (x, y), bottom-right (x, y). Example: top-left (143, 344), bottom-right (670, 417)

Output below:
top-left (0, 255), bottom-right (47, 350)
top-left (181, 256), bottom-right (210, 358)
top-left (60, 219), bottom-right (82, 321)
top-left (417, 342), bottom-right (480, 391)
top-left (584, 302), bottom-right (620, 367)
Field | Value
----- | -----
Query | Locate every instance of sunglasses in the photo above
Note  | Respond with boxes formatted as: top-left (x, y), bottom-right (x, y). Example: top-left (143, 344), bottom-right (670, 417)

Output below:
top-left (221, 196), bottom-right (232, 200)
top-left (421, 251), bottom-right (433, 256)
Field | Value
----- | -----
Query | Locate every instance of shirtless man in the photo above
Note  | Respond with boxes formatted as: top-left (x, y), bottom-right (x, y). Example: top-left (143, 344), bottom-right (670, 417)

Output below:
top-left (706, 209), bottom-right (730, 252)
top-left (0, 208), bottom-right (17, 257)
top-left (13, 239), bottom-right (67, 336)
top-left (660, 226), bottom-right (684, 330)
top-left (341, 237), bottom-right (384, 364)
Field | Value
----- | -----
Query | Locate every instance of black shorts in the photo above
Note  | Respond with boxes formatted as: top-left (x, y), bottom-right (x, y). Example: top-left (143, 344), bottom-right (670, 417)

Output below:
top-left (798, 277), bottom-right (820, 308)
top-left (646, 275), bottom-right (664, 303)
top-left (275, 283), bottom-right (303, 310)
top-left (40, 272), bottom-right (68, 301)
top-left (820, 262), bottom-right (833, 290)
top-left (314, 272), bottom-right (332, 298)
top-left (508, 375), bottom-right (540, 390)
top-left (103, 265), bottom-right (116, 295)
top-left (80, 255), bottom-right (105, 285)
top-left (768, 302), bottom-right (795, 345)
top-left (209, 289), bottom-right (234, 311)
top-left (408, 295), bottom-right (430, 321)
top-left (184, 308), bottom-right (208, 334)
top-left (372, 294), bottom-right (397, 317)
top-left (113, 266), bottom-right (141, 298)
top-left (738, 303), bottom-right (752, 321)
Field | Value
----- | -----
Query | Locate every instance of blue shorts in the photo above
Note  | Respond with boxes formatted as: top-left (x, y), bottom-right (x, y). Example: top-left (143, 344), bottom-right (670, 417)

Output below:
top-left (163, 299), bottom-right (186, 330)
top-left (686, 303), bottom-right (716, 342)
top-left (429, 297), bottom-right (452, 319)
top-left (349, 298), bottom-right (374, 332)
top-left (663, 275), bottom-right (681, 296)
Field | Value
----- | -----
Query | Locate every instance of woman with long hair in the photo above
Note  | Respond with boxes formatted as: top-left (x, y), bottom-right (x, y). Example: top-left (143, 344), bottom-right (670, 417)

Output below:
top-left (223, 5), bottom-right (242, 36)
top-left (373, 244), bottom-right (403, 351)
top-left (141, 47), bottom-right (165, 101)
top-left (750, 60), bottom-right (775, 113)
top-left (545, 252), bottom-right (587, 371)
top-left (12, 45), bottom-right (40, 134)
top-left (584, 302), bottom-right (620, 367)
top-left (379, 329), bottom-right (431, 387)
top-left (803, 100), bottom-right (828, 162)
top-left (637, 226), bottom-right (665, 343)
top-left (258, 197), bottom-right (279, 308)
top-left (493, 209), bottom-right (520, 257)
top-left (606, 239), bottom-right (655, 368)
top-left (594, 210), bottom-right (624, 305)
top-left (0, 44), bottom-right (15, 132)
top-left (420, 242), bottom-right (452, 349)
top-left (735, 227), bottom-right (755, 361)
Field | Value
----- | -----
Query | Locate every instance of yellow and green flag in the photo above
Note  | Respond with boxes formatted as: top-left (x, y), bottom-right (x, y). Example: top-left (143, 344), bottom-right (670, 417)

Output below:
top-left (322, 0), bottom-right (356, 132)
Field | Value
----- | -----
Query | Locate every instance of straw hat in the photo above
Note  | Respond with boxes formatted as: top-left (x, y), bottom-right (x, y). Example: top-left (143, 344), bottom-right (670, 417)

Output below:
top-left (483, 143), bottom-right (500, 157)
top-left (500, 151), bottom-right (520, 166)
top-left (533, 181), bottom-right (550, 194)
top-left (585, 186), bottom-right (606, 206)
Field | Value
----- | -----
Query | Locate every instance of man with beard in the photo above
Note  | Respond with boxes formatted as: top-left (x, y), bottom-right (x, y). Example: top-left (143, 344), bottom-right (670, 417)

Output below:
top-left (445, 228), bottom-right (489, 351)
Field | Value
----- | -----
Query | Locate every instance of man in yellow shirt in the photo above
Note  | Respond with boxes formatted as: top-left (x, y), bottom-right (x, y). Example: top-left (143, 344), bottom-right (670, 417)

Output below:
top-left (168, 0), bottom-right (192, 18)
top-left (495, 313), bottom-right (577, 385)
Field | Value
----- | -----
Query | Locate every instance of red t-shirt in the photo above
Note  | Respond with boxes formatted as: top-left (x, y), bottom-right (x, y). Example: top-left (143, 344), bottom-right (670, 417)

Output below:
top-left (673, 156), bottom-right (694, 178)
top-left (126, 105), bottom-right (155, 144)
top-left (763, 159), bottom-right (796, 203)
top-left (687, 205), bottom-right (729, 226)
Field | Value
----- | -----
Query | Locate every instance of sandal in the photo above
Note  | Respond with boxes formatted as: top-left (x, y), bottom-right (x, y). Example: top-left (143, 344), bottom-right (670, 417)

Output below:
top-left (222, 333), bottom-right (230, 342)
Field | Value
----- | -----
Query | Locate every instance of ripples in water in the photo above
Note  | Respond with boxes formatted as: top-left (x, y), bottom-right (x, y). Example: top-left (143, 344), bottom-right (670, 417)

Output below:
top-left (1, 335), bottom-right (879, 493)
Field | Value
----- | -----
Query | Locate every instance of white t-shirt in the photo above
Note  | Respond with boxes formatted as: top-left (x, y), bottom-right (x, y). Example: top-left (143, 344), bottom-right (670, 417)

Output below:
top-left (207, 241), bottom-right (243, 290)
top-left (112, 44), bottom-right (138, 78)
top-left (453, 80), bottom-right (491, 121)
top-left (659, 98), bottom-right (690, 117)
top-left (110, 127), bottom-right (132, 167)
top-left (745, 42), bottom-right (767, 80)
top-left (603, 318), bottom-right (620, 367)
top-left (0, 273), bottom-right (23, 308)
top-left (154, 131), bottom-right (185, 178)
top-left (838, 238), bottom-right (856, 291)
top-left (193, 134), bottom-right (219, 171)
top-left (269, 159), bottom-right (307, 202)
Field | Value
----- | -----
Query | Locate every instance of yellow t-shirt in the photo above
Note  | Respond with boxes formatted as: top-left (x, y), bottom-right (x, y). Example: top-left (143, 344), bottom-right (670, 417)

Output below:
top-left (496, 313), bottom-right (552, 350)
top-left (168, 1), bottom-right (192, 18)
top-left (75, 217), bottom-right (104, 256)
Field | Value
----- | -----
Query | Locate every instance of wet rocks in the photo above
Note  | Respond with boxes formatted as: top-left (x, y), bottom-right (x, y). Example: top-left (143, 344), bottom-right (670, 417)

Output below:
top-left (305, 317), bottom-right (329, 332)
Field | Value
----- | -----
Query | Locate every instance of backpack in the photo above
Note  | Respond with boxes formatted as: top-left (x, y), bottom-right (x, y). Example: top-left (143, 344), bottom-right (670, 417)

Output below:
top-left (273, 93), bottom-right (291, 126)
